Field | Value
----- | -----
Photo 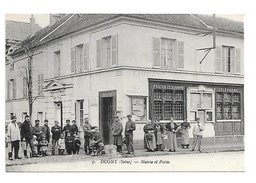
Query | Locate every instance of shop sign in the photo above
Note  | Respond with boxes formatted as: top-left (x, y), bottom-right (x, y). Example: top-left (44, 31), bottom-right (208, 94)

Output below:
top-left (215, 87), bottom-right (240, 93)
top-left (152, 84), bottom-right (185, 90)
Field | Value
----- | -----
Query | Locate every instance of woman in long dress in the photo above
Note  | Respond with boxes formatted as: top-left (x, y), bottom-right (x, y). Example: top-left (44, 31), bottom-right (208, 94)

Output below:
top-left (165, 116), bottom-right (179, 152)
top-left (180, 119), bottom-right (191, 149)
top-left (143, 120), bottom-right (156, 152)
top-left (154, 120), bottom-right (164, 151)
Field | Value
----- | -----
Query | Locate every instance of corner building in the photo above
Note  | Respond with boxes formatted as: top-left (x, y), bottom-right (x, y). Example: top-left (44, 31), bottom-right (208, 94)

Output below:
top-left (6, 14), bottom-right (244, 148)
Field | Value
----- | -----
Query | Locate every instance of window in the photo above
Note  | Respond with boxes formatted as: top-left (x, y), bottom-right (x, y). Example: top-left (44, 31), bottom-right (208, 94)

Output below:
top-left (38, 74), bottom-right (44, 95)
top-left (9, 79), bottom-right (16, 99)
top-left (216, 92), bottom-right (241, 120)
top-left (131, 96), bottom-right (147, 121)
top-left (71, 44), bottom-right (89, 73)
top-left (153, 37), bottom-right (184, 69)
top-left (23, 77), bottom-right (27, 98)
top-left (54, 50), bottom-right (61, 77)
top-left (7, 80), bottom-right (10, 100)
top-left (96, 35), bottom-right (118, 69)
top-left (76, 100), bottom-right (84, 126)
top-left (215, 45), bottom-right (241, 74)
top-left (152, 89), bottom-right (184, 120)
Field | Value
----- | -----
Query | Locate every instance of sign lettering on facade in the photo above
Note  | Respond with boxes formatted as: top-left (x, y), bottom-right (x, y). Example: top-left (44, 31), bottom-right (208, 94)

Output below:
top-left (153, 84), bottom-right (185, 90)
top-left (215, 87), bottom-right (239, 93)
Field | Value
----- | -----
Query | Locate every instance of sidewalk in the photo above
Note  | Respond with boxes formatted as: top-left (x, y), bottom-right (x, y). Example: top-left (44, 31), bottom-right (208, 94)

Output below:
top-left (5, 143), bottom-right (244, 167)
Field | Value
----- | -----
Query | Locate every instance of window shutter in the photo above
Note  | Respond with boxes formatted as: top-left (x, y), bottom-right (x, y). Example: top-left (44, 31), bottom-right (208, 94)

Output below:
top-left (231, 48), bottom-right (235, 73)
top-left (84, 43), bottom-right (89, 71)
top-left (75, 46), bottom-right (81, 73)
top-left (112, 35), bottom-right (118, 66)
top-left (71, 47), bottom-right (76, 73)
top-left (7, 80), bottom-right (10, 100)
top-left (215, 46), bottom-right (222, 72)
top-left (38, 74), bottom-right (41, 95)
top-left (23, 77), bottom-right (27, 97)
top-left (13, 79), bottom-right (16, 99)
top-left (235, 48), bottom-right (241, 73)
top-left (152, 37), bottom-right (160, 67)
top-left (221, 47), bottom-right (226, 72)
top-left (96, 39), bottom-right (102, 68)
top-left (177, 41), bottom-right (184, 69)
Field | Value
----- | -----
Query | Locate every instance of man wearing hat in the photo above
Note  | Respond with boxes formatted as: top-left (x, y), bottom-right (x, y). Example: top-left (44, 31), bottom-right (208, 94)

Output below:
top-left (21, 115), bottom-right (39, 157)
top-left (125, 114), bottom-right (136, 154)
top-left (82, 118), bottom-right (92, 155)
top-left (7, 116), bottom-right (22, 160)
top-left (63, 119), bottom-right (72, 138)
top-left (111, 115), bottom-right (123, 153)
top-left (191, 117), bottom-right (204, 153)
top-left (42, 119), bottom-right (51, 143)
top-left (33, 119), bottom-right (43, 154)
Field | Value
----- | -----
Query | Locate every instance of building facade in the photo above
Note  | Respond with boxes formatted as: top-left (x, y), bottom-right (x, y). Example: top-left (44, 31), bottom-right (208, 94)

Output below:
top-left (6, 14), bottom-right (244, 148)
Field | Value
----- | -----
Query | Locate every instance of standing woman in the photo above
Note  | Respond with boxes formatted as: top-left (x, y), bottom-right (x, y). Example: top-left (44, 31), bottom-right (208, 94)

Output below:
top-left (165, 116), bottom-right (179, 152)
top-left (111, 115), bottom-right (123, 154)
top-left (153, 119), bottom-right (164, 151)
top-left (143, 120), bottom-right (156, 152)
top-left (180, 119), bottom-right (191, 149)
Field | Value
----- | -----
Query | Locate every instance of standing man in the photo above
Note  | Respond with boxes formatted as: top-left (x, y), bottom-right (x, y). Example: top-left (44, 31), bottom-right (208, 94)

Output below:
top-left (51, 121), bottom-right (61, 155)
top-left (42, 119), bottom-right (51, 143)
top-left (21, 115), bottom-right (39, 157)
top-left (7, 116), bottom-right (22, 160)
top-left (71, 120), bottom-right (79, 136)
top-left (125, 114), bottom-right (136, 155)
top-left (111, 115), bottom-right (123, 154)
top-left (63, 119), bottom-right (72, 138)
top-left (191, 117), bottom-right (204, 153)
top-left (82, 118), bottom-right (92, 155)
top-left (33, 119), bottom-right (43, 154)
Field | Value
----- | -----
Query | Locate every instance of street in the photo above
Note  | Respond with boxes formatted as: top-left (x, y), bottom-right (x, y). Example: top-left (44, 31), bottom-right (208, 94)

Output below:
top-left (6, 151), bottom-right (244, 172)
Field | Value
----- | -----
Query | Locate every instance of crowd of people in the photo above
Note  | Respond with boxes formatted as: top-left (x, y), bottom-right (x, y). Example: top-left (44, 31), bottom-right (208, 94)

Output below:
top-left (6, 113), bottom-right (204, 160)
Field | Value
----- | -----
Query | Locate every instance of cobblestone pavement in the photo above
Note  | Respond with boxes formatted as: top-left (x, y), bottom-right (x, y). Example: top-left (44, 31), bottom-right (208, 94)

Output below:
top-left (5, 143), bottom-right (244, 167)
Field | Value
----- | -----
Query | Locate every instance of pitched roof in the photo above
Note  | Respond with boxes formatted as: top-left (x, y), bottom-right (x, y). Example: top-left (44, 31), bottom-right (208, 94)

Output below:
top-left (6, 20), bottom-right (42, 41)
top-left (11, 14), bottom-right (243, 56)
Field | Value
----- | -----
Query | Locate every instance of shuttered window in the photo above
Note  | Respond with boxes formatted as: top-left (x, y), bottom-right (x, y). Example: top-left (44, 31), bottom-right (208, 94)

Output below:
top-left (153, 37), bottom-right (183, 70)
top-left (54, 50), bottom-right (61, 77)
top-left (96, 35), bottom-right (118, 69)
top-left (215, 46), bottom-right (240, 74)
top-left (23, 77), bottom-right (27, 98)
top-left (7, 80), bottom-right (10, 100)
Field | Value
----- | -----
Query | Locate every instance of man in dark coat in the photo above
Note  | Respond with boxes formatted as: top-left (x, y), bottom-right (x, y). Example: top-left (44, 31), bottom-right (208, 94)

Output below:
top-left (125, 114), bottom-right (136, 155)
top-left (71, 120), bottom-right (79, 135)
top-left (33, 119), bottom-right (43, 154)
top-left (63, 119), bottom-right (72, 138)
top-left (42, 119), bottom-right (51, 143)
top-left (111, 115), bottom-right (123, 153)
top-left (21, 115), bottom-right (39, 157)
top-left (82, 118), bottom-right (92, 155)
top-left (51, 121), bottom-right (61, 155)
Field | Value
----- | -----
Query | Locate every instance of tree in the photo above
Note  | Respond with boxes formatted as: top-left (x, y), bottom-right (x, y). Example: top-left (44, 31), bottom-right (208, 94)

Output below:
top-left (19, 44), bottom-right (44, 121)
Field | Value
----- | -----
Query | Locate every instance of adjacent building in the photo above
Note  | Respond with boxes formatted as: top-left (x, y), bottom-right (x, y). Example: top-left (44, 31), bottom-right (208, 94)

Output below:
top-left (6, 14), bottom-right (244, 148)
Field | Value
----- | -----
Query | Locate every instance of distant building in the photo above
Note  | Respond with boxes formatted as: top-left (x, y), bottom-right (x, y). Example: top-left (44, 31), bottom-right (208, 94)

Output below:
top-left (6, 14), bottom-right (244, 148)
top-left (5, 15), bottom-right (42, 59)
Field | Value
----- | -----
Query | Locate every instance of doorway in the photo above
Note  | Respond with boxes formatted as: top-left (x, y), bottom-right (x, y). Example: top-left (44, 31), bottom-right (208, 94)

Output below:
top-left (99, 90), bottom-right (116, 145)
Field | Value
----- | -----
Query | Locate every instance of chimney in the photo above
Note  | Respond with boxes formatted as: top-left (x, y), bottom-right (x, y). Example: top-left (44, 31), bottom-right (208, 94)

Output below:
top-left (30, 14), bottom-right (35, 35)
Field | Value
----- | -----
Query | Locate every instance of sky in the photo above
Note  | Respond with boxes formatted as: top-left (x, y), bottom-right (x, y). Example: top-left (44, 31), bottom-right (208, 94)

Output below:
top-left (5, 14), bottom-right (244, 28)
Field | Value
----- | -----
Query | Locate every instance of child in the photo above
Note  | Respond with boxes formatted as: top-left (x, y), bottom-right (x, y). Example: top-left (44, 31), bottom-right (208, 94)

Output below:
top-left (40, 135), bottom-right (49, 156)
top-left (73, 135), bottom-right (81, 154)
top-left (58, 133), bottom-right (66, 155)
top-left (32, 135), bottom-right (38, 155)
top-left (65, 131), bottom-right (74, 155)
top-left (89, 126), bottom-right (104, 156)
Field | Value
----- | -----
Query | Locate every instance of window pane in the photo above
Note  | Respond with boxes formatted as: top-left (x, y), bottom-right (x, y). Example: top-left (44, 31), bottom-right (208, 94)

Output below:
top-left (191, 93), bottom-right (200, 108)
top-left (154, 101), bottom-right (162, 120)
top-left (224, 93), bottom-right (232, 101)
top-left (232, 103), bottom-right (240, 119)
top-left (163, 90), bottom-right (172, 100)
top-left (216, 102), bottom-right (223, 120)
top-left (154, 89), bottom-right (162, 99)
top-left (232, 93), bottom-right (240, 102)
top-left (224, 103), bottom-right (232, 119)
top-left (216, 93), bottom-right (223, 101)
top-left (202, 93), bottom-right (212, 108)
top-left (163, 101), bottom-right (172, 120)
top-left (174, 91), bottom-right (183, 100)
top-left (174, 102), bottom-right (183, 120)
